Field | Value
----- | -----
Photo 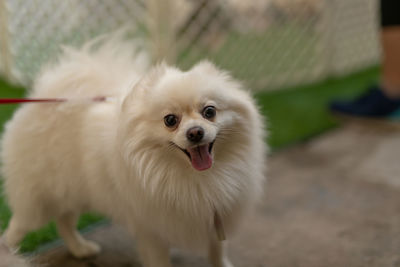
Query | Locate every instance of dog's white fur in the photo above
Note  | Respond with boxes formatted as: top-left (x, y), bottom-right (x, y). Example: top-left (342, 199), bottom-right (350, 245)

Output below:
top-left (1, 39), bottom-right (266, 267)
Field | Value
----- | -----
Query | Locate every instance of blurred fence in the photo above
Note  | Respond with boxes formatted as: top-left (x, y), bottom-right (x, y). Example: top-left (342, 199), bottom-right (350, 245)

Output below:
top-left (0, 0), bottom-right (380, 91)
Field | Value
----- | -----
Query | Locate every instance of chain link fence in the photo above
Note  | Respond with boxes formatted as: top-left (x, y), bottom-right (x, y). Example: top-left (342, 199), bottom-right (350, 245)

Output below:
top-left (0, 0), bottom-right (380, 91)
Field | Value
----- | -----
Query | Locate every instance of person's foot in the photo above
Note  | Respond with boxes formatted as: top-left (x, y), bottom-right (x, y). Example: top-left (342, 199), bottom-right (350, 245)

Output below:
top-left (330, 85), bottom-right (400, 117)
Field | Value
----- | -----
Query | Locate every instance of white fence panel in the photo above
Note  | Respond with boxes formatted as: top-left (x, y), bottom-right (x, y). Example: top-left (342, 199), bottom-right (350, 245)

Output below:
top-left (0, 0), bottom-right (380, 91)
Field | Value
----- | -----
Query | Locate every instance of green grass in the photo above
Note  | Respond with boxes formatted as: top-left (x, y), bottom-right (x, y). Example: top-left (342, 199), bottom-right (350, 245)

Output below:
top-left (257, 66), bottom-right (380, 149)
top-left (0, 66), bottom-right (378, 252)
top-left (0, 80), bottom-right (25, 128)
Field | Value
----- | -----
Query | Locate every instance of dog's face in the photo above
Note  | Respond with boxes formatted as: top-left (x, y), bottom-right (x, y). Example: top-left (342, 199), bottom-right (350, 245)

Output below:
top-left (120, 61), bottom-right (258, 172)
top-left (159, 95), bottom-right (218, 171)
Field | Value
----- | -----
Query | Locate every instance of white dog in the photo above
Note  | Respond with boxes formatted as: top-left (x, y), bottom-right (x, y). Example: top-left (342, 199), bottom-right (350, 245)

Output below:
top-left (1, 39), bottom-right (266, 267)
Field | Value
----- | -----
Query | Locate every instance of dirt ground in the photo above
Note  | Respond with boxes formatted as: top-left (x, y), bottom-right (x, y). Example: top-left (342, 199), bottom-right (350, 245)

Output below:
top-left (33, 121), bottom-right (400, 267)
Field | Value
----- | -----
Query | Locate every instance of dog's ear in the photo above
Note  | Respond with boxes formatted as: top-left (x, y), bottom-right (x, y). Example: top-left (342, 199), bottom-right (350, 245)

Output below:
top-left (191, 60), bottom-right (221, 76)
top-left (143, 62), bottom-right (168, 89)
top-left (122, 62), bottom-right (167, 110)
top-left (136, 62), bottom-right (168, 94)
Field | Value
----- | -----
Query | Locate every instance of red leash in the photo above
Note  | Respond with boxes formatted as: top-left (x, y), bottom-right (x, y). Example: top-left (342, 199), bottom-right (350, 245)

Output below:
top-left (0, 96), bottom-right (109, 104)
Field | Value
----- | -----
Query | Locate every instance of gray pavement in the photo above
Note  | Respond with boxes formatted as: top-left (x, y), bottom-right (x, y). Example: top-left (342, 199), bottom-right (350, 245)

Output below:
top-left (33, 121), bottom-right (400, 267)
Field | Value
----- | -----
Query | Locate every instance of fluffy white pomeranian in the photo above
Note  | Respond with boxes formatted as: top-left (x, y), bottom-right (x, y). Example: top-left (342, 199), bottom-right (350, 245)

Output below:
top-left (1, 38), bottom-right (266, 267)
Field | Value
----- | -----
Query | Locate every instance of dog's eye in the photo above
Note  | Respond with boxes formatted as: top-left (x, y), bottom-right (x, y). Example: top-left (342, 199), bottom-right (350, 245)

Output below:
top-left (202, 106), bottom-right (216, 120)
top-left (164, 114), bottom-right (178, 128)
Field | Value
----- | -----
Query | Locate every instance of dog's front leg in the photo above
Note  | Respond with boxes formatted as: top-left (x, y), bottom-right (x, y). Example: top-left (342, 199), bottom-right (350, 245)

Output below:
top-left (136, 231), bottom-right (172, 267)
top-left (208, 238), bottom-right (234, 267)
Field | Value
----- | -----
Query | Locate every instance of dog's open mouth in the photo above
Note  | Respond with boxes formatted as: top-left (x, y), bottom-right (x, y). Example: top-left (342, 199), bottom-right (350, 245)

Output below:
top-left (175, 141), bottom-right (214, 171)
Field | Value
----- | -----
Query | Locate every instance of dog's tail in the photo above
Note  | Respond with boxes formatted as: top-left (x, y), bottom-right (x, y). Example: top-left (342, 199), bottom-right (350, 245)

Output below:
top-left (31, 30), bottom-right (151, 100)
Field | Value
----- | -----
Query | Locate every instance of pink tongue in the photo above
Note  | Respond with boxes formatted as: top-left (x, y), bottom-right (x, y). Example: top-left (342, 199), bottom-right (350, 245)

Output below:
top-left (187, 144), bottom-right (213, 171)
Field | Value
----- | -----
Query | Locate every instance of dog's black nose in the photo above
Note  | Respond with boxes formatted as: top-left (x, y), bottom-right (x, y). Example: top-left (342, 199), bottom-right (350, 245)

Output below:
top-left (186, 126), bottom-right (204, 143)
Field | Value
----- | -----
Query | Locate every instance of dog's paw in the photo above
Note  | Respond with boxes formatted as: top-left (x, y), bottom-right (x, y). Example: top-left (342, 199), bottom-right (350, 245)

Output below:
top-left (69, 239), bottom-right (101, 259)
top-left (0, 240), bottom-right (29, 267)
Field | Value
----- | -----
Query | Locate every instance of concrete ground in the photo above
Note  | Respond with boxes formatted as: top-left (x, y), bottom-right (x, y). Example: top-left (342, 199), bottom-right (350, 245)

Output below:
top-left (33, 120), bottom-right (400, 267)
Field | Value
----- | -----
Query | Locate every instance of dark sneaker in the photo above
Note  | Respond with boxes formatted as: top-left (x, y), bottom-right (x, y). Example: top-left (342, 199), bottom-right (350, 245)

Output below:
top-left (330, 86), bottom-right (400, 117)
